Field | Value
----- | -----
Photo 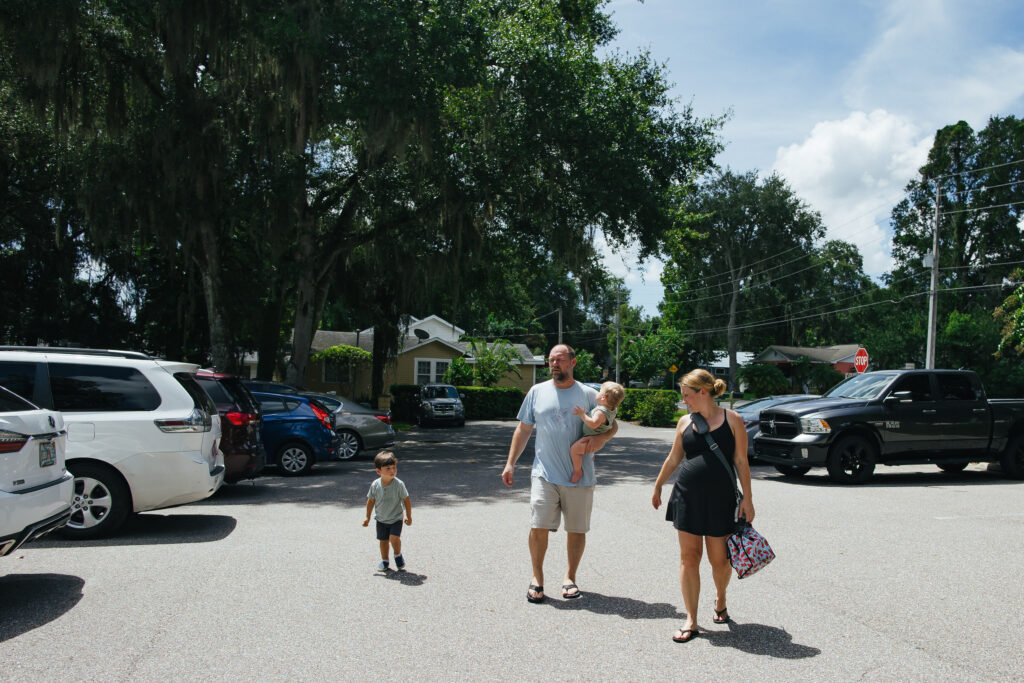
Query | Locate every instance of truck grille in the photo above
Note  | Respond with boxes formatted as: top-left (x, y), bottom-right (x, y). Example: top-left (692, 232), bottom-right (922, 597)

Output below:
top-left (759, 411), bottom-right (799, 438)
top-left (434, 405), bottom-right (454, 415)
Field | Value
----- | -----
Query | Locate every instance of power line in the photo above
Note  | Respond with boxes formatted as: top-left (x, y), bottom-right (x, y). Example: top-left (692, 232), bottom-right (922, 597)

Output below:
top-left (940, 199), bottom-right (1024, 216)
top-left (934, 158), bottom-right (1024, 181)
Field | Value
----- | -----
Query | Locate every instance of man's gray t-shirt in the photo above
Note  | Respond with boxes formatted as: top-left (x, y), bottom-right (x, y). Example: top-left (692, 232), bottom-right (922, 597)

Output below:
top-left (517, 380), bottom-right (598, 486)
top-left (367, 477), bottom-right (409, 523)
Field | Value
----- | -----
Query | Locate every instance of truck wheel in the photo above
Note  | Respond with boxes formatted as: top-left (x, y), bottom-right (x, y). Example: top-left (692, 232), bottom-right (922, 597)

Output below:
top-left (774, 464), bottom-right (811, 477)
top-left (1001, 434), bottom-right (1024, 479)
top-left (827, 435), bottom-right (876, 484)
top-left (937, 462), bottom-right (968, 473)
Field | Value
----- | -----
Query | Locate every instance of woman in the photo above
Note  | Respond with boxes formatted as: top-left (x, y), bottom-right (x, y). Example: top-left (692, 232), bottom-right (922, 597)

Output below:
top-left (652, 369), bottom-right (754, 643)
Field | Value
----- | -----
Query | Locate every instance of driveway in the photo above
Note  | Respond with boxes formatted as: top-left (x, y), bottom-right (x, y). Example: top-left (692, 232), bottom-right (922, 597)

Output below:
top-left (3, 420), bottom-right (1022, 681)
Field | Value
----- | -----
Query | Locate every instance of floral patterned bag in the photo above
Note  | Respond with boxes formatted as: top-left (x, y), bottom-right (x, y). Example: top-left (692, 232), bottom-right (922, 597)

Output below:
top-left (690, 412), bottom-right (775, 579)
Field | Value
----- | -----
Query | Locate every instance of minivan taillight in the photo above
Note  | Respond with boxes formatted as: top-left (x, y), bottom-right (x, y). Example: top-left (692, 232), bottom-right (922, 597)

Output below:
top-left (374, 414), bottom-right (391, 425)
top-left (225, 411), bottom-right (255, 426)
top-left (310, 403), bottom-right (332, 431)
top-left (155, 408), bottom-right (212, 433)
top-left (0, 430), bottom-right (28, 453)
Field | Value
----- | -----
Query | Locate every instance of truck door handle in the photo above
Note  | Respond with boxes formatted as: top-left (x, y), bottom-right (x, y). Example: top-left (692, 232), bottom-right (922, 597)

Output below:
top-left (972, 408), bottom-right (987, 414)
top-left (921, 409), bottom-right (936, 414)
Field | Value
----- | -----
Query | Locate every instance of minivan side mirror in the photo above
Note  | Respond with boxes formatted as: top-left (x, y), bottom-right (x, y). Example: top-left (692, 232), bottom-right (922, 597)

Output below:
top-left (459, 392), bottom-right (466, 399)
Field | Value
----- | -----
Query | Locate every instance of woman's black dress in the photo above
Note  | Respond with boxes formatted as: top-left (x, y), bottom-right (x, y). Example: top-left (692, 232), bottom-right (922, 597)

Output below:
top-left (665, 419), bottom-right (737, 537)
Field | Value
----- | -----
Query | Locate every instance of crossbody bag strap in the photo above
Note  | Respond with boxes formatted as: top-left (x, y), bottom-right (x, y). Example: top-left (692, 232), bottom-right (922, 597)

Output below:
top-left (689, 412), bottom-right (742, 514)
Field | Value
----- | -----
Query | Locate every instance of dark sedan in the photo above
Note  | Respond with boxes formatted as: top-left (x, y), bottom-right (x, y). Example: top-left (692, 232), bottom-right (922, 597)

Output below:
top-left (196, 370), bottom-right (266, 482)
top-left (251, 392), bottom-right (339, 475)
top-left (300, 392), bottom-right (395, 460)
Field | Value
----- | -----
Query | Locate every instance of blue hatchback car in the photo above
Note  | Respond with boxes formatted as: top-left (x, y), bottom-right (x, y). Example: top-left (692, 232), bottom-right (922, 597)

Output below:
top-left (251, 392), bottom-right (339, 475)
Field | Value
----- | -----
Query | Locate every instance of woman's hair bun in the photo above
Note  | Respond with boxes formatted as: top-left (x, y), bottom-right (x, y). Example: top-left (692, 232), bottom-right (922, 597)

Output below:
top-left (713, 379), bottom-right (727, 397)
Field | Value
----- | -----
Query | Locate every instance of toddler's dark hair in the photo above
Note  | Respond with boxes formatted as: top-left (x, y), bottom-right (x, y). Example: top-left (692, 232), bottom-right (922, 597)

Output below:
top-left (374, 451), bottom-right (397, 469)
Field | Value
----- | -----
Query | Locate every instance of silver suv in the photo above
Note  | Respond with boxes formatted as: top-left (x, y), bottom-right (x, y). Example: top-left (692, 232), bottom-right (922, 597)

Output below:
top-left (416, 384), bottom-right (466, 427)
top-left (0, 347), bottom-right (224, 538)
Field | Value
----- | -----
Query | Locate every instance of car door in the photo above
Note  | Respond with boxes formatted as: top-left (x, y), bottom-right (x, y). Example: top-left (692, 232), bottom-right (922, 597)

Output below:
top-left (933, 373), bottom-right (991, 458)
top-left (879, 373), bottom-right (940, 457)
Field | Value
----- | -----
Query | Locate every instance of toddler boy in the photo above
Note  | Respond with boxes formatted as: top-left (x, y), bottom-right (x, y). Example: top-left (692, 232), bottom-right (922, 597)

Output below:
top-left (362, 451), bottom-right (412, 571)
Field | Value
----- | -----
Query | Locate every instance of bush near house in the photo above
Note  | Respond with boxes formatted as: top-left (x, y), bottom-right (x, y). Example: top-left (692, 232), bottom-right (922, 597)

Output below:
top-left (459, 386), bottom-right (524, 419)
top-left (618, 388), bottom-right (679, 426)
top-left (389, 384), bottom-right (524, 421)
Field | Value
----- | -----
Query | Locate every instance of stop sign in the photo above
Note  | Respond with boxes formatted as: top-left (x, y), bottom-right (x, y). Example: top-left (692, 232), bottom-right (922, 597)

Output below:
top-left (854, 348), bottom-right (869, 373)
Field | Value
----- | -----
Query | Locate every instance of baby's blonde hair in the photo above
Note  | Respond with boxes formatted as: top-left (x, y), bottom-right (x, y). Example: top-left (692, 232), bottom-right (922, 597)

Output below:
top-left (679, 368), bottom-right (727, 398)
top-left (600, 381), bottom-right (626, 409)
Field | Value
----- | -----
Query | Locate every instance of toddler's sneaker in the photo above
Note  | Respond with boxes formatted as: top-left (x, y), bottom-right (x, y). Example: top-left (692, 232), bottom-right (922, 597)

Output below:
top-left (395, 554), bottom-right (406, 570)
top-left (376, 560), bottom-right (389, 572)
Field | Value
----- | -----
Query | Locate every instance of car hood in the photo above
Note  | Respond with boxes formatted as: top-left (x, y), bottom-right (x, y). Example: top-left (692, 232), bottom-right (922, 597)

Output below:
top-left (769, 396), bottom-right (871, 416)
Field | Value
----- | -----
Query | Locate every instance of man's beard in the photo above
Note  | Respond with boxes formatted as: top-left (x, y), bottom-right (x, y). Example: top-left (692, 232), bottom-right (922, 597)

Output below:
top-left (551, 368), bottom-right (568, 382)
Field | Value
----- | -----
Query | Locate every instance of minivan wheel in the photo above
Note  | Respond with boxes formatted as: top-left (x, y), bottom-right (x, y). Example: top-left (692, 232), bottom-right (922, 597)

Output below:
top-left (336, 430), bottom-right (361, 460)
top-left (61, 462), bottom-right (131, 539)
top-left (1001, 434), bottom-right (1024, 479)
top-left (826, 435), bottom-right (877, 484)
top-left (278, 442), bottom-right (314, 475)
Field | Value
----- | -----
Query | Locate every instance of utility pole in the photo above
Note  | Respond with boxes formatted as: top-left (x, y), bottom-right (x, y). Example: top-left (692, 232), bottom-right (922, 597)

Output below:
top-left (557, 307), bottom-right (562, 345)
top-left (615, 289), bottom-right (621, 383)
top-left (925, 182), bottom-right (941, 369)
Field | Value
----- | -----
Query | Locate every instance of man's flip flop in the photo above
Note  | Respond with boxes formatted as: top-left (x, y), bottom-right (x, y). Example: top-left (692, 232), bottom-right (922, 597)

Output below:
top-left (526, 584), bottom-right (545, 603)
top-left (672, 628), bottom-right (699, 643)
top-left (561, 583), bottom-right (581, 599)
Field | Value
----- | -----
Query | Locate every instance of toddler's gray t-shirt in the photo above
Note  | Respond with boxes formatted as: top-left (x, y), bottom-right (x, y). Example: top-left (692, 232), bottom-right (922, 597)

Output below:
top-left (367, 477), bottom-right (409, 523)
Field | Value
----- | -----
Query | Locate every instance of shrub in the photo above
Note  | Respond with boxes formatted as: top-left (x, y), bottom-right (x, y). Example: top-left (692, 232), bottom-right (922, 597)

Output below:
top-left (459, 386), bottom-right (524, 419)
top-left (807, 364), bottom-right (844, 393)
top-left (631, 391), bottom-right (679, 427)
top-left (389, 384), bottom-right (422, 421)
top-left (736, 363), bottom-right (788, 396)
top-left (442, 357), bottom-right (473, 385)
top-left (618, 388), bottom-right (678, 421)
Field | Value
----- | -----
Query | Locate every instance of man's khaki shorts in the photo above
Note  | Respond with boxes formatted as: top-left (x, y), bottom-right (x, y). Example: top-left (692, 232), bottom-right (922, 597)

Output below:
top-left (530, 476), bottom-right (595, 533)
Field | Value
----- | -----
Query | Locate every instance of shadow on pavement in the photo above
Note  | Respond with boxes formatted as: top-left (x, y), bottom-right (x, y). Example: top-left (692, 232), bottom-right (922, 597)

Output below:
top-left (547, 591), bottom-right (683, 620)
top-left (0, 573), bottom-right (84, 642)
top-left (197, 421), bottom-right (675, 510)
top-left (759, 467), bottom-right (1019, 488)
top-left (377, 569), bottom-right (427, 586)
top-left (28, 513), bottom-right (237, 549)
top-left (705, 621), bottom-right (821, 659)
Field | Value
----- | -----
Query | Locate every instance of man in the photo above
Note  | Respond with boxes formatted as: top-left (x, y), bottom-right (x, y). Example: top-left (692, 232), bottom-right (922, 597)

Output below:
top-left (501, 344), bottom-right (618, 603)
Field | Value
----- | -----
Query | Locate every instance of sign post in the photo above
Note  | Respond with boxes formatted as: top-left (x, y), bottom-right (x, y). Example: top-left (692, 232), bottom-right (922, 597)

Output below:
top-left (854, 348), bottom-right (869, 373)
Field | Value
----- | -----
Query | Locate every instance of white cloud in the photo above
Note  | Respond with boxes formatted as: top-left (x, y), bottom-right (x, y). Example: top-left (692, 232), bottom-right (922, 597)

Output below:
top-left (773, 109), bottom-right (932, 277)
top-left (844, 0), bottom-right (1024, 127)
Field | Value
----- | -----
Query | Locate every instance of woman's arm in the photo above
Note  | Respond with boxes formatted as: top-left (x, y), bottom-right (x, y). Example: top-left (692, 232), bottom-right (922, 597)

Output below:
top-left (652, 416), bottom-right (688, 509)
top-left (728, 409), bottom-right (755, 523)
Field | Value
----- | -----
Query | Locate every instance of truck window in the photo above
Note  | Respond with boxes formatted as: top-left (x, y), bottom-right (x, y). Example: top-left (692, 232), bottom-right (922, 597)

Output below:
top-left (889, 374), bottom-right (933, 402)
top-left (937, 374), bottom-right (976, 401)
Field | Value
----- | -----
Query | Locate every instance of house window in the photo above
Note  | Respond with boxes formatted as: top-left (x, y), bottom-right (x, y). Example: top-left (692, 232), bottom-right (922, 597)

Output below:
top-left (415, 358), bottom-right (450, 384)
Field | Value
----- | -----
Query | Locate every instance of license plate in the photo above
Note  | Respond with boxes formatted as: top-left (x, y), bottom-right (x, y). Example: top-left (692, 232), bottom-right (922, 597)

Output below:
top-left (39, 441), bottom-right (56, 467)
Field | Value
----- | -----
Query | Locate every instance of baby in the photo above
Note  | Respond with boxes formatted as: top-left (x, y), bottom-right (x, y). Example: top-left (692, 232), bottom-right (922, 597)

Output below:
top-left (570, 381), bottom-right (625, 483)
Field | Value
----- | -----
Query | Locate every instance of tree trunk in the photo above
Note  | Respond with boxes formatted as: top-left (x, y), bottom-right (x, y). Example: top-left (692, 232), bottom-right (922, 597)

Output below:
top-left (196, 217), bottom-right (231, 371)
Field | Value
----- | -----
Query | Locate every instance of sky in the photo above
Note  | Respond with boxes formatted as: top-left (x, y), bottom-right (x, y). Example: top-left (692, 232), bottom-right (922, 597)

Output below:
top-left (599, 0), bottom-right (1024, 316)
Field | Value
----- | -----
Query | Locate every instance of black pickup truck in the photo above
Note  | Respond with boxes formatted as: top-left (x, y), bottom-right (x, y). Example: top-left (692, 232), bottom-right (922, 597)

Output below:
top-left (753, 369), bottom-right (1024, 484)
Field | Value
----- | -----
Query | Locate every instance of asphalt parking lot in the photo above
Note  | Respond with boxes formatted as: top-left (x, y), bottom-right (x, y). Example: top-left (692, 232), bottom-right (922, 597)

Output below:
top-left (3, 420), bottom-right (1023, 681)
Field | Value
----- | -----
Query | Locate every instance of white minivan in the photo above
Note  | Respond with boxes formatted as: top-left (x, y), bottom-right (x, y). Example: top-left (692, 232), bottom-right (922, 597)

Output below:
top-left (0, 348), bottom-right (224, 538)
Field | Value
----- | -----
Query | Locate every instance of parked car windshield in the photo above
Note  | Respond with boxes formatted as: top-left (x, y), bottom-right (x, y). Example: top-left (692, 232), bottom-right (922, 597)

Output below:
top-left (823, 372), bottom-right (899, 400)
top-left (423, 385), bottom-right (459, 399)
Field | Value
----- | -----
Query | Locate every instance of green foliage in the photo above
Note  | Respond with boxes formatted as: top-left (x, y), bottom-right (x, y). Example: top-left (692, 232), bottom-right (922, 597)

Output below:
top-left (442, 357), bottom-right (474, 386)
top-left (312, 344), bottom-right (371, 365)
top-left (617, 388), bottom-right (678, 422)
top-left (995, 270), bottom-right (1024, 358)
top-left (619, 324), bottom-right (688, 385)
top-left (388, 384), bottom-right (423, 422)
top-left (807, 364), bottom-right (845, 394)
top-left (630, 391), bottom-right (679, 427)
top-left (736, 363), bottom-right (788, 396)
top-left (572, 349), bottom-right (601, 382)
top-left (464, 337), bottom-right (522, 388)
top-left (458, 386), bottom-right (524, 419)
